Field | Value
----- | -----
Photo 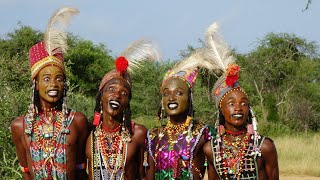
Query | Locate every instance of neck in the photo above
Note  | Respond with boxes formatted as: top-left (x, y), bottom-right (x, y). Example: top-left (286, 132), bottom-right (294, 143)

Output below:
top-left (224, 124), bottom-right (247, 134)
top-left (102, 113), bottom-right (122, 130)
top-left (225, 129), bottom-right (246, 136)
top-left (168, 113), bottom-right (189, 125)
top-left (39, 101), bottom-right (60, 112)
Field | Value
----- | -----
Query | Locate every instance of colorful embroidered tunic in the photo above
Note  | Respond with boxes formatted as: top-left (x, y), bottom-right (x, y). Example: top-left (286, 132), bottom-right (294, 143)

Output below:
top-left (211, 133), bottom-right (265, 180)
top-left (25, 110), bottom-right (75, 180)
top-left (147, 118), bottom-right (215, 180)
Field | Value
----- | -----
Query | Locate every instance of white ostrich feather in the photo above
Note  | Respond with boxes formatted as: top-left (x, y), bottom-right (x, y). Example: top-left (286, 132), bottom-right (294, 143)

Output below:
top-left (171, 48), bottom-right (215, 73)
top-left (44, 7), bottom-right (79, 55)
top-left (120, 39), bottom-right (162, 73)
top-left (205, 22), bottom-right (235, 73)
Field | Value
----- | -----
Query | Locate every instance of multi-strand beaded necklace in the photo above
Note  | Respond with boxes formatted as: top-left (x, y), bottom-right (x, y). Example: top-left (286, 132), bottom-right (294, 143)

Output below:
top-left (93, 123), bottom-right (130, 180)
top-left (220, 129), bottom-right (249, 179)
top-left (150, 116), bottom-right (204, 179)
top-left (25, 107), bottom-right (73, 180)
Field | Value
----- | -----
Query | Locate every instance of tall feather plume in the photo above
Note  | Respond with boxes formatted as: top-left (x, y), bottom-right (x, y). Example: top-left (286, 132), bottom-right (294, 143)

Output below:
top-left (44, 7), bottom-right (79, 56)
top-left (120, 39), bottom-right (162, 73)
top-left (205, 22), bottom-right (235, 73)
top-left (170, 48), bottom-right (215, 73)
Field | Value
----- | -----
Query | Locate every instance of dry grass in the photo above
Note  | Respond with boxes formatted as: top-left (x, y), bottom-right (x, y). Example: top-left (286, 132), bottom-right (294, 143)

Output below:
top-left (273, 133), bottom-right (320, 177)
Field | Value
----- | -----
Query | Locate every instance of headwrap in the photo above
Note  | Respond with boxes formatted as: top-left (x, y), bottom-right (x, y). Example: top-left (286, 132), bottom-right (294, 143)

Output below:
top-left (99, 58), bottom-right (131, 91)
top-left (212, 64), bottom-right (241, 107)
top-left (29, 42), bottom-right (64, 79)
top-left (28, 7), bottom-right (79, 80)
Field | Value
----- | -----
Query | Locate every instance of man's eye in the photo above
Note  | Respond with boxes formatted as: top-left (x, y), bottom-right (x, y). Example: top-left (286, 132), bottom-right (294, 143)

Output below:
top-left (44, 77), bottom-right (50, 82)
top-left (228, 102), bottom-right (234, 106)
top-left (241, 102), bottom-right (247, 106)
top-left (163, 92), bottom-right (169, 97)
top-left (108, 87), bottom-right (115, 91)
top-left (121, 91), bottom-right (127, 96)
top-left (57, 77), bottom-right (63, 82)
top-left (176, 91), bottom-right (183, 96)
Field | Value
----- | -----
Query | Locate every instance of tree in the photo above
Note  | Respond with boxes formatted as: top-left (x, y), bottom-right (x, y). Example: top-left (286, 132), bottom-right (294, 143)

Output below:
top-left (65, 35), bottom-right (115, 96)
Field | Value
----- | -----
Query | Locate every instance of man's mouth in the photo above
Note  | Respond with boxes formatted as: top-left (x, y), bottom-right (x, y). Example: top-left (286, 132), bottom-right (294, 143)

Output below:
top-left (232, 113), bottom-right (243, 119)
top-left (168, 103), bottom-right (178, 110)
top-left (109, 100), bottom-right (120, 109)
top-left (48, 90), bottom-right (58, 97)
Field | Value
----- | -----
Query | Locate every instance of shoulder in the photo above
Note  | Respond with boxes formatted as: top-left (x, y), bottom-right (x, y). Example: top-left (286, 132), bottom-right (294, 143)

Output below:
top-left (261, 136), bottom-right (277, 157)
top-left (131, 123), bottom-right (147, 145)
top-left (10, 116), bottom-right (25, 139)
top-left (203, 139), bottom-right (213, 156)
top-left (71, 111), bottom-right (88, 128)
top-left (11, 116), bottom-right (25, 132)
top-left (133, 123), bottom-right (147, 139)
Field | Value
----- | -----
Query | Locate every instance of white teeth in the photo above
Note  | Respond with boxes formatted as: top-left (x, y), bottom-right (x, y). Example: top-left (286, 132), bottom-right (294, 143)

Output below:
top-left (168, 103), bottom-right (178, 109)
top-left (48, 91), bottom-right (58, 96)
top-left (233, 114), bottom-right (243, 118)
top-left (110, 101), bottom-right (120, 106)
top-left (109, 100), bottom-right (120, 108)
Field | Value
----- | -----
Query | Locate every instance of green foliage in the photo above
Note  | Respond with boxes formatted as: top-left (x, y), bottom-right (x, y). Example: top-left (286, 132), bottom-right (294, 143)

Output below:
top-left (131, 61), bottom-right (171, 118)
top-left (66, 35), bottom-right (115, 96)
top-left (0, 23), bottom-right (320, 179)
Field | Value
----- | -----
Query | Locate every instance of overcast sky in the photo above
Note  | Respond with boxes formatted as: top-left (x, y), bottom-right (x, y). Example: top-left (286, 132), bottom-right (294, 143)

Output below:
top-left (0, 0), bottom-right (319, 60)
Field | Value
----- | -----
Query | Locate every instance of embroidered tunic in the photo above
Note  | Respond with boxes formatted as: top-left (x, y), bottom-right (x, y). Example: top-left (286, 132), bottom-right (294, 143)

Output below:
top-left (211, 134), bottom-right (265, 180)
top-left (25, 110), bottom-right (75, 180)
top-left (147, 119), bottom-right (215, 180)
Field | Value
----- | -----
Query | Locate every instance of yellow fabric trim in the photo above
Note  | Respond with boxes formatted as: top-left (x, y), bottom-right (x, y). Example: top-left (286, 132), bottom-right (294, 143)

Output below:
top-left (31, 56), bottom-right (64, 79)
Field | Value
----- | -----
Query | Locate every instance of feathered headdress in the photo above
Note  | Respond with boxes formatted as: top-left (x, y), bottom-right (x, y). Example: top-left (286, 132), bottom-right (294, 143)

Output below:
top-left (94, 39), bottom-right (162, 126)
top-left (162, 48), bottom-right (215, 89)
top-left (205, 22), bottom-right (241, 107)
top-left (99, 39), bottom-right (162, 91)
top-left (208, 21), bottom-right (259, 147)
top-left (25, 7), bottom-right (79, 137)
top-left (29, 7), bottom-right (79, 79)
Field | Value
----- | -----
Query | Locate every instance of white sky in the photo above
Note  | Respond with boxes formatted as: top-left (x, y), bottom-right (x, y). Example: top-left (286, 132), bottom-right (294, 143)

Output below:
top-left (0, 0), bottom-right (319, 60)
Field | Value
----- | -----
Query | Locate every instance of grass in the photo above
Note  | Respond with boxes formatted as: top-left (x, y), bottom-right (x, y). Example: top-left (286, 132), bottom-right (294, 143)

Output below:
top-left (273, 133), bottom-right (320, 177)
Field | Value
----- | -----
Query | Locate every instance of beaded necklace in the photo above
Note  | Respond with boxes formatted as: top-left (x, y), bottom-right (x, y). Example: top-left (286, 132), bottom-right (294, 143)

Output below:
top-left (93, 123), bottom-right (130, 179)
top-left (153, 116), bottom-right (204, 179)
top-left (26, 109), bottom-right (74, 180)
top-left (220, 132), bottom-right (249, 179)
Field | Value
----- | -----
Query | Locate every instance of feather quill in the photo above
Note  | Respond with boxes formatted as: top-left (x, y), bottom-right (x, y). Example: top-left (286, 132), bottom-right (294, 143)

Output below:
top-left (120, 39), bottom-right (162, 73)
top-left (44, 7), bottom-right (79, 56)
top-left (205, 22), bottom-right (235, 73)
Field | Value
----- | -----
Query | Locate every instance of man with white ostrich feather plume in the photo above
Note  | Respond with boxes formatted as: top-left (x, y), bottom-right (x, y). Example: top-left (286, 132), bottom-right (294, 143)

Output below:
top-left (203, 22), bottom-right (279, 180)
top-left (10, 7), bottom-right (89, 180)
top-left (85, 39), bottom-right (162, 180)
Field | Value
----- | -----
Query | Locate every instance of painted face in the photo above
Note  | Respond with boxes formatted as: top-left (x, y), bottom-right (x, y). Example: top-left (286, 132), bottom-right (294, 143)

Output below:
top-left (37, 65), bottom-right (64, 105)
top-left (101, 78), bottom-right (131, 118)
top-left (161, 78), bottom-right (189, 116)
top-left (220, 89), bottom-right (249, 130)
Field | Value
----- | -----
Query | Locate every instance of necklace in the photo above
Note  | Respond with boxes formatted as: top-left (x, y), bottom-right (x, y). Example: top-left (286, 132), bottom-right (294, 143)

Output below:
top-left (32, 111), bottom-right (64, 178)
top-left (154, 116), bottom-right (197, 178)
top-left (95, 123), bottom-right (128, 178)
top-left (221, 132), bottom-right (249, 179)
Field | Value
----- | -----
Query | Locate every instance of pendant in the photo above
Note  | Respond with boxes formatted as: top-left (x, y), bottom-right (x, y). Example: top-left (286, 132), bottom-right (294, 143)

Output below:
top-left (42, 124), bottom-right (54, 138)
